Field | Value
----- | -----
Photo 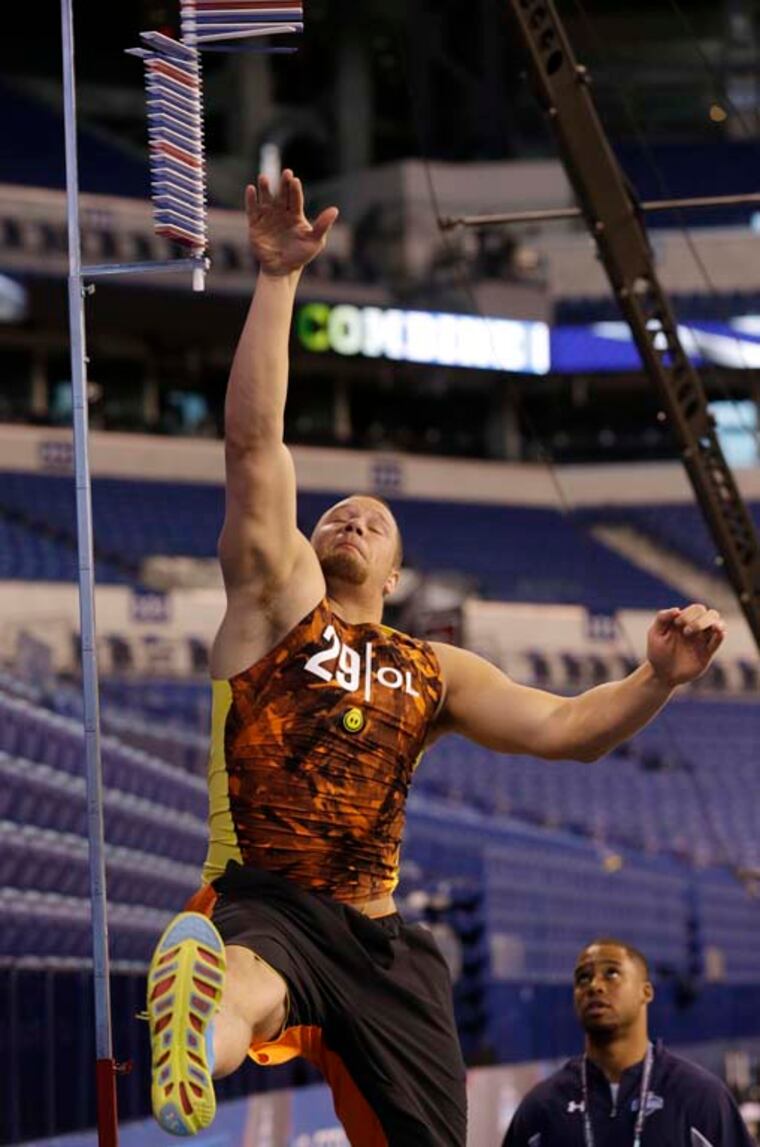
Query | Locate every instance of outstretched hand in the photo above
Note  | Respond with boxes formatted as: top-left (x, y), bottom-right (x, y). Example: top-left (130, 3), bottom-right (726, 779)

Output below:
top-left (246, 169), bottom-right (339, 277)
top-left (647, 604), bottom-right (726, 688)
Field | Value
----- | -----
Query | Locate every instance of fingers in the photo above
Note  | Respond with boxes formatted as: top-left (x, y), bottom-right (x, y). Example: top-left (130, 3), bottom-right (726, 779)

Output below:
top-left (257, 173), bottom-right (274, 206)
top-left (281, 170), bottom-right (304, 217)
top-left (652, 607), bottom-right (682, 633)
top-left (245, 183), bottom-right (258, 217)
top-left (689, 611), bottom-right (724, 637)
top-left (280, 168), bottom-right (294, 210)
top-left (311, 205), bottom-right (340, 241)
top-left (673, 604), bottom-right (726, 638)
top-left (653, 603), bottom-right (727, 639)
top-left (704, 628), bottom-right (725, 657)
top-left (674, 603), bottom-right (707, 630)
top-left (252, 169), bottom-right (305, 216)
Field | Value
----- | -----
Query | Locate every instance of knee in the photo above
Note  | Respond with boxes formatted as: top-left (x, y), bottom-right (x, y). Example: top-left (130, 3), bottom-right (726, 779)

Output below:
top-left (221, 944), bottom-right (289, 1041)
top-left (210, 946), bottom-right (289, 1079)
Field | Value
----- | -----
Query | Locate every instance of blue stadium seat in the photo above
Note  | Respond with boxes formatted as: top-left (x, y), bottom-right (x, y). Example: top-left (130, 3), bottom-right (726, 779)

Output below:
top-left (417, 699), bottom-right (760, 871)
top-left (0, 820), bottom-right (199, 910)
top-left (0, 888), bottom-right (172, 961)
top-left (579, 501), bottom-right (760, 578)
top-left (0, 471), bottom-right (678, 607)
top-left (0, 694), bottom-right (206, 814)
top-left (0, 753), bottom-right (207, 866)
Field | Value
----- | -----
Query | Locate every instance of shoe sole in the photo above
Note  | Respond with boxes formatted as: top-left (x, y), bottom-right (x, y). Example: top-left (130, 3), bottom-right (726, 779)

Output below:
top-left (148, 911), bottom-right (226, 1137)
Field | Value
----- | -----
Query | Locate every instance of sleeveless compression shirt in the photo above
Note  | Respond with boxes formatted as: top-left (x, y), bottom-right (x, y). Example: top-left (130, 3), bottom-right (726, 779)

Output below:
top-left (202, 599), bottom-right (444, 902)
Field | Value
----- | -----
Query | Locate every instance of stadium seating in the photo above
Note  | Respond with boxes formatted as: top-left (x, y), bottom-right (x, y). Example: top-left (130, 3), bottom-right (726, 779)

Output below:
top-left (302, 492), bottom-right (676, 610)
top-left (0, 693), bottom-right (207, 811)
top-left (1, 676), bottom-right (759, 983)
top-left (0, 515), bottom-right (129, 583)
top-left (481, 832), bottom-right (687, 981)
top-left (0, 76), bottom-right (149, 197)
top-left (580, 502), bottom-right (760, 577)
top-left (699, 874), bottom-right (760, 982)
top-left (0, 753), bottom-right (207, 864)
top-left (0, 470), bottom-right (677, 608)
top-left (0, 887), bottom-right (172, 962)
top-left (417, 697), bottom-right (760, 871)
top-left (0, 821), bottom-right (199, 910)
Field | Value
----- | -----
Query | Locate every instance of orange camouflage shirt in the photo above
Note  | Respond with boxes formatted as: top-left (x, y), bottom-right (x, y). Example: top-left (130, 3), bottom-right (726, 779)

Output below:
top-left (202, 599), bottom-right (444, 902)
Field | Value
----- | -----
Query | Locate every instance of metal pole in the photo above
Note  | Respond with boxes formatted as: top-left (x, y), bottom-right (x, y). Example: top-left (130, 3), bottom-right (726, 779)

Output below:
top-left (59, 2), bottom-right (119, 1144)
top-left (82, 256), bottom-right (209, 280)
top-left (440, 191), bottom-right (760, 229)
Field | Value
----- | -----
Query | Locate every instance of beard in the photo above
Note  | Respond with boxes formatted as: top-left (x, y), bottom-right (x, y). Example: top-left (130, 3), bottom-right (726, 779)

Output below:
top-left (320, 548), bottom-right (369, 585)
top-left (581, 1010), bottom-right (623, 1041)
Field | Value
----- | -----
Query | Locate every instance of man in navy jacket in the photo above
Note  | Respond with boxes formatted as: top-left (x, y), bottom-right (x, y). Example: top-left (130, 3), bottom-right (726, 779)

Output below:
top-left (502, 938), bottom-right (755, 1146)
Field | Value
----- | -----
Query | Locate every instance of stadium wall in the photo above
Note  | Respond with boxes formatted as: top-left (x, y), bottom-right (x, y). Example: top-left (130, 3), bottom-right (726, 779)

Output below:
top-left (3, 423), bottom-right (760, 505)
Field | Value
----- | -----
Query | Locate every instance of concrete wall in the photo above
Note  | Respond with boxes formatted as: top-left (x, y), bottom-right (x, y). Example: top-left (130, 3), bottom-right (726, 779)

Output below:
top-left (3, 422), bottom-right (760, 505)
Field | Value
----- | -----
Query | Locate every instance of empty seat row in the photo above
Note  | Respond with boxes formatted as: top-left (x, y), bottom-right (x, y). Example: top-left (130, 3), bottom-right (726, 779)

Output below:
top-left (0, 471), bottom-right (679, 609)
top-left (0, 693), bottom-right (207, 813)
top-left (0, 820), bottom-right (200, 910)
top-left (0, 887), bottom-right (172, 962)
top-left (0, 753), bottom-right (207, 866)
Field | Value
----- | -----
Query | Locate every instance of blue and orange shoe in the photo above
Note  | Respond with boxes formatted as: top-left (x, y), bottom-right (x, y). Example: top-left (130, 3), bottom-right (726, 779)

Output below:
top-left (147, 911), bottom-right (226, 1137)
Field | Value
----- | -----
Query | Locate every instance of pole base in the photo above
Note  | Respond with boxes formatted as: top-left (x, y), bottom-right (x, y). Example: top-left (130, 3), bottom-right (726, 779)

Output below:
top-left (95, 1059), bottom-right (119, 1147)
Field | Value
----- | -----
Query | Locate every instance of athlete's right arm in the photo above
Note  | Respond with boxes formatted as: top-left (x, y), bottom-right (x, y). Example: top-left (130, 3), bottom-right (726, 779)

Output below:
top-left (218, 171), bottom-right (339, 590)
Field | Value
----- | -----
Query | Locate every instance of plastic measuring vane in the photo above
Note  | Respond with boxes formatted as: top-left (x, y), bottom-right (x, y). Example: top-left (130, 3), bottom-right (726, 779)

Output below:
top-left (127, 0), bottom-right (306, 290)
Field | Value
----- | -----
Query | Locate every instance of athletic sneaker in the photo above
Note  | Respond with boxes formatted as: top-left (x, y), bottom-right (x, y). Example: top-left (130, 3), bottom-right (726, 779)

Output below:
top-left (147, 911), bottom-right (226, 1137)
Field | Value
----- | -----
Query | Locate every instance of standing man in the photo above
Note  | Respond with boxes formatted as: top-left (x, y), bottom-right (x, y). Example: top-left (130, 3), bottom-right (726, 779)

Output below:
top-left (146, 170), bottom-right (726, 1146)
top-left (503, 938), bottom-right (755, 1146)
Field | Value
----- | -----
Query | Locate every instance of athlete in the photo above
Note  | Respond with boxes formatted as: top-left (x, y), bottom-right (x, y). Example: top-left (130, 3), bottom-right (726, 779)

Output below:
top-left (146, 170), bottom-right (727, 1147)
top-left (502, 938), bottom-right (755, 1146)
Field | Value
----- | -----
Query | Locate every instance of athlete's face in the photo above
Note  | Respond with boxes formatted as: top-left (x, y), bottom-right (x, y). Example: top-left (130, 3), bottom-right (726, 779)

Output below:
top-left (312, 497), bottom-right (401, 593)
top-left (573, 944), bottom-right (653, 1037)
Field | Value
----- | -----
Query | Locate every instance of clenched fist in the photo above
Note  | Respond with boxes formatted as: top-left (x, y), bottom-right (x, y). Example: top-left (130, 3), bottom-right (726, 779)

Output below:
top-left (647, 604), bottom-right (726, 688)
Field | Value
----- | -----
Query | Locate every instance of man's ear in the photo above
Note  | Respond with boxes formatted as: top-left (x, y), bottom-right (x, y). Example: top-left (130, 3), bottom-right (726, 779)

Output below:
top-left (383, 569), bottom-right (401, 598)
top-left (643, 981), bottom-right (655, 1005)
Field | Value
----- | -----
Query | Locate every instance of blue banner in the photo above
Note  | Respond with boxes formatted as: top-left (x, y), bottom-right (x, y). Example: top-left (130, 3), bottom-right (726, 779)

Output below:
top-left (550, 317), bottom-right (760, 374)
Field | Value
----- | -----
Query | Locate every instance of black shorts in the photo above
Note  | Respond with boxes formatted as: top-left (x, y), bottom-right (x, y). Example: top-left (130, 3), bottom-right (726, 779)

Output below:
top-left (210, 862), bottom-right (467, 1147)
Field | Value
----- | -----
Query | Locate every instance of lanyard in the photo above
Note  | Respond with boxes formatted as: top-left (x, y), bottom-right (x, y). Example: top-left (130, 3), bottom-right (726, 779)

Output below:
top-left (580, 1043), bottom-right (654, 1147)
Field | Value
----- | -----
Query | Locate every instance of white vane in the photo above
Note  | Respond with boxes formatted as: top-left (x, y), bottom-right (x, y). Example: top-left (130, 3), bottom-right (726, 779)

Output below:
top-left (127, 0), bottom-right (306, 287)
top-left (181, 1), bottom-right (305, 48)
top-left (127, 32), bottom-right (207, 255)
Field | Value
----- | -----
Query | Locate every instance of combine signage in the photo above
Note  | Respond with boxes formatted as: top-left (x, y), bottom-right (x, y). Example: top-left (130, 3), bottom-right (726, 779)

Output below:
top-left (296, 302), bottom-right (551, 376)
top-left (297, 302), bottom-right (760, 376)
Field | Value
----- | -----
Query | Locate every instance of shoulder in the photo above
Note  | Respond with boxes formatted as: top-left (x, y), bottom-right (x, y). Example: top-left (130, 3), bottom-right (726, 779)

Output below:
top-left (429, 640), bottom-right (469, 668)
top-left (656, 1047), bottom-right (741, 1116)
top-left (429, 641), bottom-right (511, 722)
top-left (659, 1048), bottom-right (731, 1096)
top-left (430, 640), bottom-right (494, 688)
top-left (382, 625), bottom-right (442, 671)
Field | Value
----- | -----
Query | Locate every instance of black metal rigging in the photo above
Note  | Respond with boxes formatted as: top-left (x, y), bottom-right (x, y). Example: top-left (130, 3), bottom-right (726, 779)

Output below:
top-left (493, 0), bottom-right (760, 650)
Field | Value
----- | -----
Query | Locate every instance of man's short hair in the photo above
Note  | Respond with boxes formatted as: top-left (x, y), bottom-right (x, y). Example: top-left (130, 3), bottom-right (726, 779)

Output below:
top-left (580, 937), bottom-right (651, 981)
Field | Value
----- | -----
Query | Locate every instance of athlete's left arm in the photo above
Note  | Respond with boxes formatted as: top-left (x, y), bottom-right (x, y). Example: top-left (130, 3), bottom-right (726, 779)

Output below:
top-left (431, 603), bottom-right (726, 763)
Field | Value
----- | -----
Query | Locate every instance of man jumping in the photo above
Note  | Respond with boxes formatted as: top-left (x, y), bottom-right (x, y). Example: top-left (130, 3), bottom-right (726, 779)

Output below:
top-left (146, 170), bottom-right (726, 1147)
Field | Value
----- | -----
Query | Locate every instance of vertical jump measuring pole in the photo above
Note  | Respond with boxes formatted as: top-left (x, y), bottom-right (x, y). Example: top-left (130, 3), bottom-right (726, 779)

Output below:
top-left (59, 5), bottom-right (305, 1142)
top-left (59, 2), bottom-right (119, 1144)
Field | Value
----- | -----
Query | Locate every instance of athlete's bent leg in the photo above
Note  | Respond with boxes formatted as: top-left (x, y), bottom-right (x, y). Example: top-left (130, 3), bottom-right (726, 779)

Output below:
top-left (147, 912), bottom-right (287, 1137)
top-left (212, 943), bottom-right (288, 1078)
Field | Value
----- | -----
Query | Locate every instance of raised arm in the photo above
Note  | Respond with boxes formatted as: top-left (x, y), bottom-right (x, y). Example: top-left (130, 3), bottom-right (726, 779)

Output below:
top-left (432, 604), bottom-right (726, 762)
top-left (219, 171), bottom-right (338, 591)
